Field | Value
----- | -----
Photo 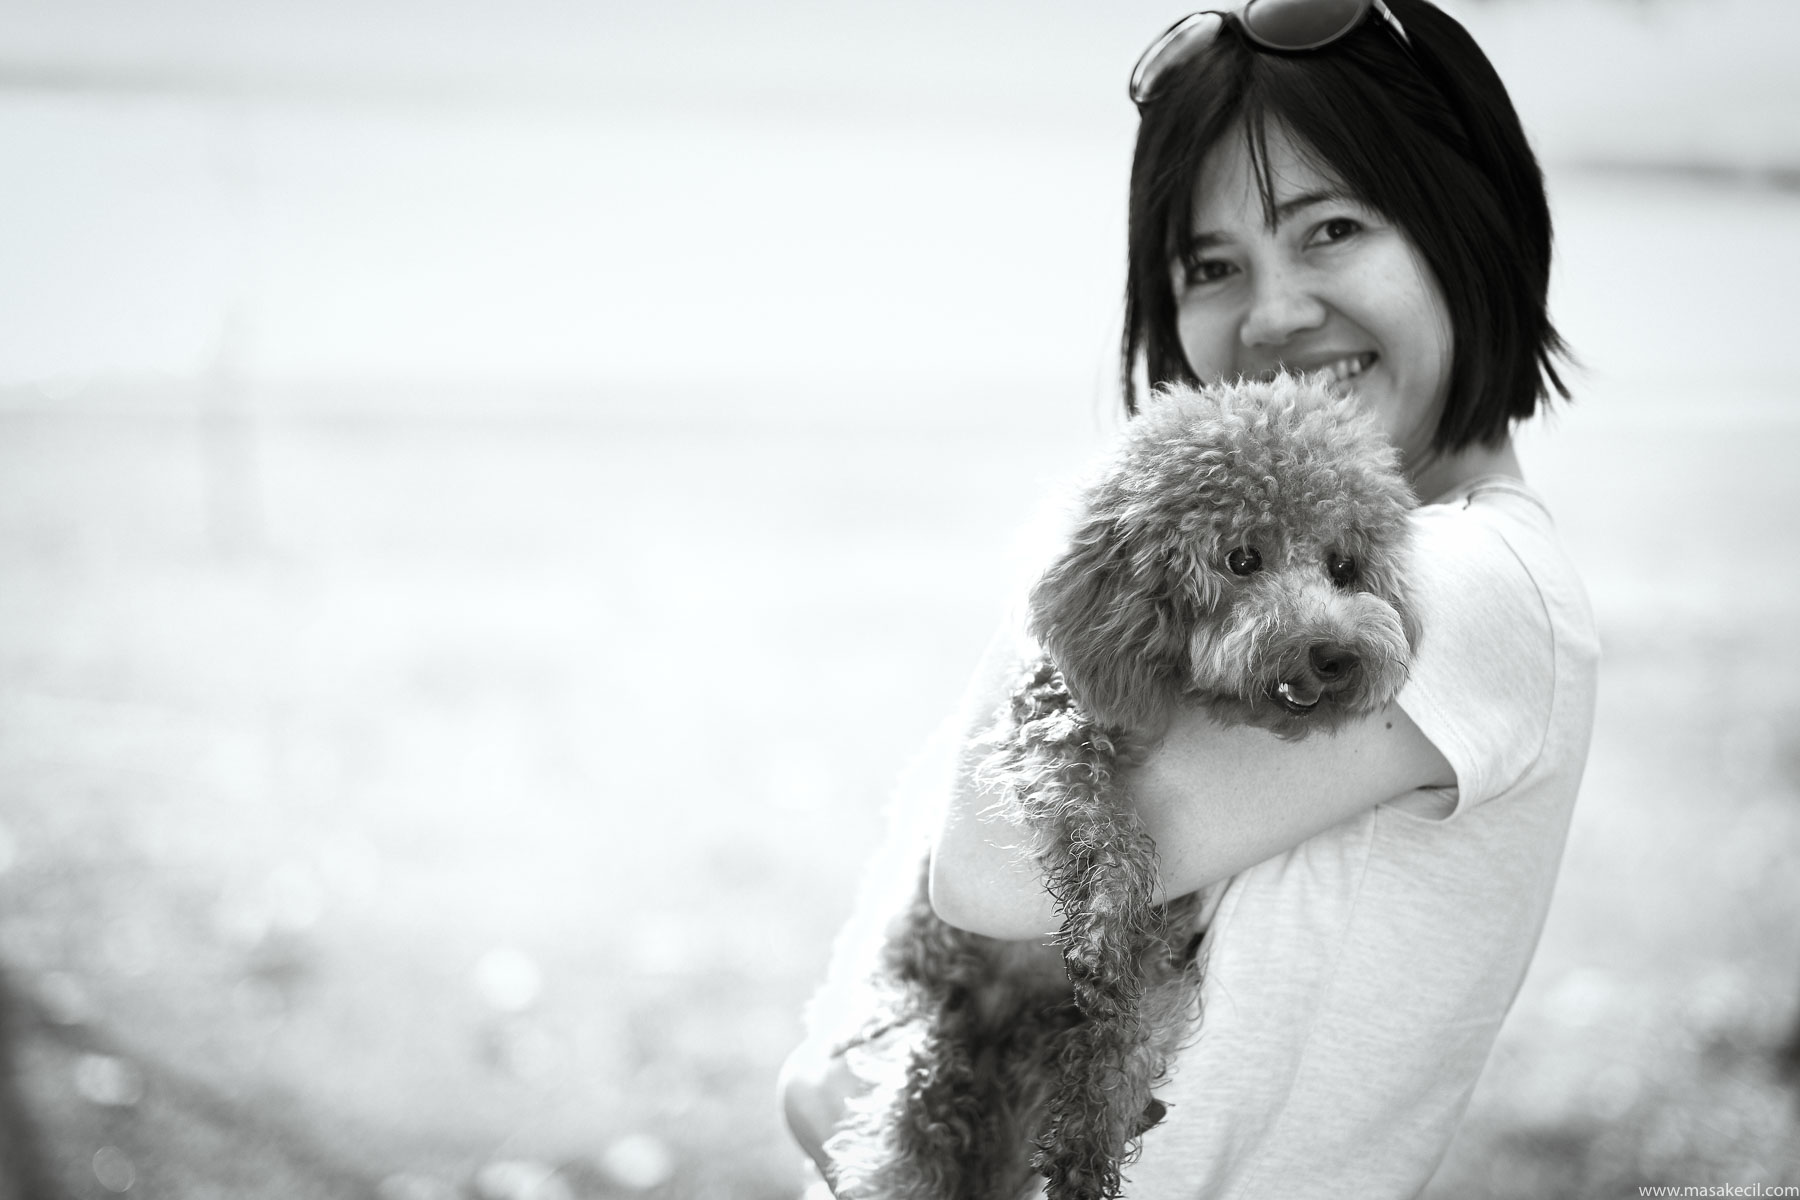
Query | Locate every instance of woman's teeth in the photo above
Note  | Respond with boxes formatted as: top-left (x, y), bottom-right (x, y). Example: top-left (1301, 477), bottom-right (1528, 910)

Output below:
top-left (1255, 355), bottom-right (1376, 385)
top-left (1323, 353), bottom-right (1374, 382)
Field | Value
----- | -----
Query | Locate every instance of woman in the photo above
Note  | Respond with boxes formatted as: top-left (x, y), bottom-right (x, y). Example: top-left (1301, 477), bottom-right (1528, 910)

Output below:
top-left (787, 1), bottom-right (1599, 1194)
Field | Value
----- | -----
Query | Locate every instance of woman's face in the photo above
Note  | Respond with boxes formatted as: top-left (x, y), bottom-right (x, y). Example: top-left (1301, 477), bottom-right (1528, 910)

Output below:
top-left (1173, 122), bottom-right (1453, 468)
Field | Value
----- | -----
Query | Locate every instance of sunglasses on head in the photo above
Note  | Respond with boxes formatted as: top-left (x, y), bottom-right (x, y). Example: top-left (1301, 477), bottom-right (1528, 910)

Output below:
top-left (1130, 0), bottom-right (1411, 108)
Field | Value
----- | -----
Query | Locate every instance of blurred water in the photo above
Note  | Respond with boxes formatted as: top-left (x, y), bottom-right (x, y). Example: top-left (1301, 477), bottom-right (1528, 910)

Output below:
top-left (0, 97), bottom-right (1131, 416)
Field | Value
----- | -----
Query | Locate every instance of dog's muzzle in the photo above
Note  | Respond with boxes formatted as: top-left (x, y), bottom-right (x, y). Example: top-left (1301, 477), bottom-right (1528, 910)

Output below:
top-left (1271, 642), bottom-right (1361, 714)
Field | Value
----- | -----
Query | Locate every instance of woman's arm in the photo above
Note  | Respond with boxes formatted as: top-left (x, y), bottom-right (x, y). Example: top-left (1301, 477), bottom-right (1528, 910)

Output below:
top-left (928, 630), bottom-right (1456, 940)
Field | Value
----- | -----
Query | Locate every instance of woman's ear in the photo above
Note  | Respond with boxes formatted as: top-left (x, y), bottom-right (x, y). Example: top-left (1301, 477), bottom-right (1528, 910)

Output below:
top-left (1026, 520), bottom-right (1198, 731)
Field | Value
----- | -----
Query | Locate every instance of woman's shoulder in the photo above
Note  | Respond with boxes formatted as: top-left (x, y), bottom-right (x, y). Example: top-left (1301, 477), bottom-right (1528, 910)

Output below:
top-left (1410, 474), bottom-right (1596, 650)
top-left (1416, 473), bottom-right (1552, 542)
top-left (1399, 474), bottom-right (1599, 812)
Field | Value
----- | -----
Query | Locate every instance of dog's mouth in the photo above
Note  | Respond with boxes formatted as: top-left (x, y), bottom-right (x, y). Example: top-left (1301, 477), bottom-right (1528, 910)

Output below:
top-left (1272, 679), bottom-right (1324, 714)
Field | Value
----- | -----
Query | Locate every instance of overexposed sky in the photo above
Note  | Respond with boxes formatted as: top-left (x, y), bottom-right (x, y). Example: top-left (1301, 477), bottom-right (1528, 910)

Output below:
top-left (2, 0), bottom-right (1794, 162)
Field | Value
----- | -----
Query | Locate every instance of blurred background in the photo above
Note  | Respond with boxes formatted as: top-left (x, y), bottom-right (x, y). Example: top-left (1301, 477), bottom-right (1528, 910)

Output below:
top-left (1, 0), bottom-right (1798, 1196)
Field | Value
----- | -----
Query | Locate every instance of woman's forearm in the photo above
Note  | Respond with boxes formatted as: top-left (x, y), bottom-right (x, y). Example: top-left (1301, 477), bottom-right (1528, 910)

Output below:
top-left (926, 626), bottom-right (1063, 940)
top-left (928, 739), bottom-right (1062, 939)
top-left (926, 627), bottom-right (1456, 939)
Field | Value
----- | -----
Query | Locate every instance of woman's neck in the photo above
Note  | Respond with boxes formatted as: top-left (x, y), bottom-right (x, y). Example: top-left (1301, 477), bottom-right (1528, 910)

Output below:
top-left (1406, 437), bottom-right (1522, 506)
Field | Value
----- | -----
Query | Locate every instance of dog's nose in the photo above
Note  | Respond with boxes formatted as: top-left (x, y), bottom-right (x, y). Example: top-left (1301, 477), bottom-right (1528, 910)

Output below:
top-left (1309, 644), bottom-right (1359, 681)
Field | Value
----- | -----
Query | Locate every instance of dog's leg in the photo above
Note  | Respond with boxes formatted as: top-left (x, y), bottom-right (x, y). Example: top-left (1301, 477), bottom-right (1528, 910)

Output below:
top-left (1035, 879), bottom-right (1205, 1200)
top-left (1032, 813), bottom-right (1162, 1200)
top-left (985, 664), bottom-right (1195, 1200)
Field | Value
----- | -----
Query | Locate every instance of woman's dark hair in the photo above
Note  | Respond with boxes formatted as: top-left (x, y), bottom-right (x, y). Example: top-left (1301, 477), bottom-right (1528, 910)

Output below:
top-left (1121, 0), bottom-right (1570, 449)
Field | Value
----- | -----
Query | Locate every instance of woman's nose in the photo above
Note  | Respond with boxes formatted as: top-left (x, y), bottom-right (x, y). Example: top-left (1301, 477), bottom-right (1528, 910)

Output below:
top-left (1239, 267), bottom-right (1327, 350)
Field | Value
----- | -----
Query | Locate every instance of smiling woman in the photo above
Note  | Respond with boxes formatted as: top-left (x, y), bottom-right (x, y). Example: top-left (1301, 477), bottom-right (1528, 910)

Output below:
top-left (784, 1), bottom-right (1601, 1196)
top-left (1122, 0), bottom-right (1570, 457)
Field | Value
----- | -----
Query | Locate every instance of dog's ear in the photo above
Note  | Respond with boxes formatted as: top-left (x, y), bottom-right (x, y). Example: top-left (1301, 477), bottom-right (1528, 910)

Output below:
top-left (1356, 521), bottom-right (1422, 657)
top-left (1027, 519), bottom-right (1201, 731)
top-left (1394, 583), bottom-right (1423, 660)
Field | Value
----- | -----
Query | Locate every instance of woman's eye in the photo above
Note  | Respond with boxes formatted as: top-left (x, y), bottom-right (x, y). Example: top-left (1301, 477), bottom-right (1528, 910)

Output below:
top-left (1313, 217), bottom-right (1363, 245)
top-left (1326, 552), bottom-right (1358, 587)
top-left (1180, 255), bottom-right (1235, 288)
top-left (1227, 546), bottom-right (1262, 577)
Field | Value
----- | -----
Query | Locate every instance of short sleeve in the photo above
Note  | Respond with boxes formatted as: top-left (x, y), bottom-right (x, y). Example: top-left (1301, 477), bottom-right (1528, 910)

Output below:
top-left (1395, 502), bottom-right (1556, 820)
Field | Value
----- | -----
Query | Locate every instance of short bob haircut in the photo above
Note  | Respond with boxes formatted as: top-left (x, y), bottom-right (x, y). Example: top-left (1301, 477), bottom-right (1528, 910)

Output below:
top-left (1122, 0), bottom-right (1569, 450)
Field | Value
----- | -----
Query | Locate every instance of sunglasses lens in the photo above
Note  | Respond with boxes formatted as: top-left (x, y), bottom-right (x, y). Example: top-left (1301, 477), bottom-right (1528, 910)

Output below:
top-left (1131, 12), bottom-right (1225, 104)
top-left (1241, 0), bottom-right (1370, 50)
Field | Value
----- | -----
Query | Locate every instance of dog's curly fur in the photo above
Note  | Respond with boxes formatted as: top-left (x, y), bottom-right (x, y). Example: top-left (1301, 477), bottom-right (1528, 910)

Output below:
top-left (815, 374), bottom-right (1420, 1200)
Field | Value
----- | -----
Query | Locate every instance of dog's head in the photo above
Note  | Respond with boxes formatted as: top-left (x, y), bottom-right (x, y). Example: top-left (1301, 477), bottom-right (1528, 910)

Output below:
top-left (1028, 374), bottom-right (1419, 738)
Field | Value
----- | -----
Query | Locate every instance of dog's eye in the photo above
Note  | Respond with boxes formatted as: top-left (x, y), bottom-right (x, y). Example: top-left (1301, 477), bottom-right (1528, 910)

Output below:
top-left (1227, 546), bottom-right (1262, 577)
top-left (1326, 553), bottom-right (1359, 587)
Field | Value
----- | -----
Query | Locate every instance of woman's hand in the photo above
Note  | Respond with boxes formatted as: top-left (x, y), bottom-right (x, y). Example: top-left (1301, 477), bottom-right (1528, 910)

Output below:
top-left (928, 626), bottom-right (1455, 941)
top-left (778, 1040), bottom-right (862, 1190)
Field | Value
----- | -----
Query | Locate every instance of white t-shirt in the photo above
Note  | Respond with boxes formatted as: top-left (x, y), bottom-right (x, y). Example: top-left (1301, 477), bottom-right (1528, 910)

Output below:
top-left (1121, 475), bottom-right (1600, 1199)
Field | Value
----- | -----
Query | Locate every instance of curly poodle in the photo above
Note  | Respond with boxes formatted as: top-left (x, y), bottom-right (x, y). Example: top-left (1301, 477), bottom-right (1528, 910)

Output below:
top-left (813, 372), bottom-right (1420, 1200)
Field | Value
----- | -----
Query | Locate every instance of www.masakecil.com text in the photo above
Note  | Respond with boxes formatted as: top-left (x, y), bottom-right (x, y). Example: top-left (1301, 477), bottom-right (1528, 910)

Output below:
top-left (1638, 1187), bottom-right (1800, 1197)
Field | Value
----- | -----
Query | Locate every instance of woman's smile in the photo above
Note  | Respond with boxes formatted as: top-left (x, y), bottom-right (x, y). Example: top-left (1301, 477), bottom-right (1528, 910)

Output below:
top-left (1253, 350), bottom-right (1377, 385)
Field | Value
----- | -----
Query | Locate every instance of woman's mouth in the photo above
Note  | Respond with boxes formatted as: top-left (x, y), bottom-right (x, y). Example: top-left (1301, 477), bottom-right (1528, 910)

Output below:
top-left (1320, 352), bottom-right (1377, 384)
top-left (1255, 353), bottom-right (1378, 387)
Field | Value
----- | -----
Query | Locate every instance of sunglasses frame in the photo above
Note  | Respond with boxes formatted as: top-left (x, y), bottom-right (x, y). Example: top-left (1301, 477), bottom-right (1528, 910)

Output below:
top-left (1130, 0), bottom-right (1412, 107)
